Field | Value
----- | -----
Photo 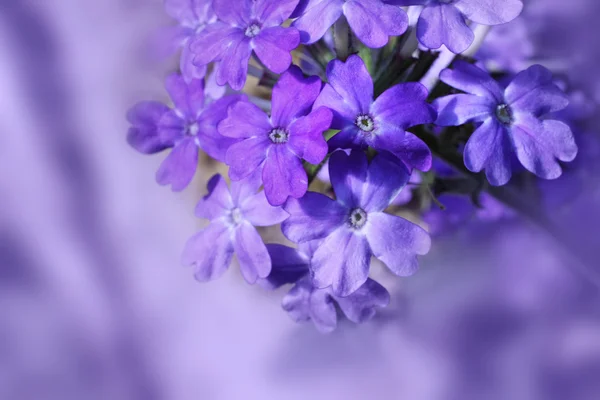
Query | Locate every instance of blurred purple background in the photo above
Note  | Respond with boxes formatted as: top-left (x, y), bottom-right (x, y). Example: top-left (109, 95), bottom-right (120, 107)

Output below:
top-left (1, 1), bottom-right (599, 399)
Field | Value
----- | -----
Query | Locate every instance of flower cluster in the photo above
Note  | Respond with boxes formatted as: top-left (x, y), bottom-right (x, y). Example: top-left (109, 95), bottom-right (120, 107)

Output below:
top-left (127, 0), bottom-right (579, 332)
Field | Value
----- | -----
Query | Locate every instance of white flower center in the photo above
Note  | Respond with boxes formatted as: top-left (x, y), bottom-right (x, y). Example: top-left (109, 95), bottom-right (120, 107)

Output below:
top-left (228, 207), bottom-right (243, 226)
top-left (355, 114), bottom-right (375, 133)
top-left (348, 208), bottom-right (368, 230)
top-left (187, 122), bottom-right (199, 136)
top-left (245, 23), bottom-right (261, 38)
top-left (268, 128), bottom-right (289, 144)
top-left (495, 104), bottom-right (513, 125)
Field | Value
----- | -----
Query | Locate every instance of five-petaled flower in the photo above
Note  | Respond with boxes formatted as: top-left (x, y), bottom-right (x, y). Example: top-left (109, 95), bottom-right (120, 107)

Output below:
top-left (433, 61), bottom-right (578, 185)
top-left (183, 174), bottom-right (289, 283)
top-left (127, 73), bottom-right (244, 191)
top-left (190, 0), bottom-right (301, 90)
top-left (282, 150), bottom-right (431, 297)
top-left (292, 0), bottom-right (408, 48)
top-left (390, 0), bottom-right (523, 54)
top-left (314, 55), bottom-right (437, 171)
top-left (262, 242), bottom-right (390, 333)
top-left (219, 66), bottom-right (333, 206)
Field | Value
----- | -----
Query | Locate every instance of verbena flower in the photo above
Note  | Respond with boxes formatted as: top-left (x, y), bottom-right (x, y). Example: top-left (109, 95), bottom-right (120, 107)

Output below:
top-left (127, 74), bottom-right (245, 191)
top-left (190, 0), bottom-right (301, 90)
top-left (433, 62), bottom-right (578, 186)
top-left (292, 0), bottom-right (408, 48)
top-left (262, 242), bottom-right (390, 333)
top-left (182, 174), bottom-right (288, 283)
top-left (282, 150), bottom-right (431, 296)
top-left (161, 0), bottom-right (216, 82)
top-left (218, 66), bottom-right (333, 206)
top-left (390, 0), bottom-right (523, 54)
top-left (314, 55), bottom-right (436, 171)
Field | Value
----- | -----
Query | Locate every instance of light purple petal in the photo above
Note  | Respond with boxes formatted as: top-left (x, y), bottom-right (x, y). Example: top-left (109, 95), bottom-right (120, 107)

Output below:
top-left (313, 84), bottom-right (358, 129)
top-left (326, 125), bottom-right (364, 150)
top-left (439, 61), bottom-right (503, 102)
top-left (271, 66), bottom-right (324, 128)
top-left (126, 101), bottom-right (171, 154)
top-left (361, 152), bottom-right (411, 212)
top-left (371, 82), bottom-right (436, 128)
top-left (287, 107), bottom-right (332, 164)
top-left (291, 0), bottom-right (310, 18)
top-left (254, 0), bottom-right (299, 25)
top-left (511, 114), bottom-right (577, 180)
top-left (215, 35), bottom-right (253, 90)
top-left (282, 192), bottom-right (347, 243)
top-left (165, 73), bottom-right (205, 118)
top-left (195, 174), bottom-right (234, 220)
top-left (456, 0), bottom-right (523, 25)
top-left (372, 129), bottom-right (433, 171)
top-left (234, 222), bottom-right (271, 283)
top-left (282, 277), bottom-right (312, 321)
top-left (464, 118), bottom-right (513, 186)
top-left (253, 26), bottom-right (300, 74)
top-left (230, 170), bottom-right (263, 205)
top-left (155, 137), bottom-right (199, 191)
top-left (417, 4), bottom-right (473, 54)
top-left (157, 109), bottom-right (186, 144)
top-left (292, 0), bottom-right (344, 44)
top-left (225, 137), bottom-right (270, 181)
top-left (433, 93), bottom-right (494, 126)
top-left (329, 149), bottom-right (368, 209)
top-left (213, 0), bottom-right (251, 26)
top-left (182, 221), bottom-right (234, 281)
top-left (311, 228), bottom-right (371, 297)
top-left (263, 145), bottom-right (308, 206)
top-left (218, 100), bottom-right (272, 139)
top-left (190, 23), bottom-right (242, 65)
top-left (308, 289), bottom-right (338, 333)
top-left (180, 43), bottom-right (208, 83)
top-left (505, 65), bottom-right (569, 116)
top-left (333, 278), bottom-right (390, 323)
top-left (240, 190), bottom-right (289, 226)
top-left (262, 244), bottom-right (309, 290)
top-left (343, 0), bottom-right (408, 48)
top-left (366, 212), bottom-right (430, 276)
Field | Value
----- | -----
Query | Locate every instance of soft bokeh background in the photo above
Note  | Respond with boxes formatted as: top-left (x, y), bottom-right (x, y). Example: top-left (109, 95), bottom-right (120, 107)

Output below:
top-left (1, 1), bottom-right (599, 399)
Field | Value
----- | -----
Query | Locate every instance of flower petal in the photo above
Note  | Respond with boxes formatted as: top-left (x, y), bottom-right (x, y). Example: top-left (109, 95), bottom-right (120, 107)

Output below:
top-left (433, 93), bottom-right (494, 126)
top-left (254, 0), bottom-right (299, 25)
top-left (326, 125), bottom-right (364, 150)
top-left (439, 60), bottom-right (503, 102)
top-left (213, 0), bottom-right (251, 25)
top-left (180, 43), bottom-right (208, 83)
top-left (464, 118), bottom-right (513, 186)
top-left (240, 190), bottom-right (289, 226)
top-left (308, 289), bottom-right (338, 333)
top-left (190, 23), bottom-right (242, 65)
top-left (287, 107), bottom-right (332, 164)
top-left (230, 170), bottom-right (263, 205)
top-left (343, 0), bottom-right (408, 48)
top-left (165, 73), bottom-right (205, 117)
top-left (366, 212), bottom-right (430, 277)
top-left (271, 66), bottom-right (324, 128)
top-left (505, 65), bottom-right (569, 116)
top-left (372, 129), bottom-right (433, 171)
top-left (292, 0), bottom-right (345, 44)
top-left (333, 278), bottom-right (390, 323)
top-left (313, 84), bottom-right (359, 129)
top-left (253, 26), bottom-right (300, 74)
top-left (126, 101), bottom-right (171, 154)
top-left (329, 149), bottom-right (368, 209)
top-left (417, 4), bottom-right (473, 54)
top-left (182, 222), bottom-right (234, 281)
top-left (234, 222), bottom-right (271, 283)
top-left (195, 174), bottom-right (234, 220)
top-left (263, 145), bottom-right (308, 206)
top-left (371, 82), bottom-right (436, 129)
top-left (218, 100), bottom-right (272, 139)
top-left (282, 192), bottom-right (347, 243)
top-left (215, 35), bottom-right (253, 90)
top-left (226, 137), bottom-right (270, 181)
top-left (311, 227), bottom-right (371, 297)
top-left (326, 55), bottom-right (373, 115)
top-left (262, 244), bottom-right (310, 289)
top-left (456, 0), bottom-right (523, 25)
top-left (155, 137), bottom-right (199, 191)
top-left (282, 276), bottom-right (312, 322)
top-left (361, 152), bottom-right (411, 212)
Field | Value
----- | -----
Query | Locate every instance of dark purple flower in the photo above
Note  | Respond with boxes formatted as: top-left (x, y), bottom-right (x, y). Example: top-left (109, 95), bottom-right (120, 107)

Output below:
top-left (390, 0), bottom-right (523, 54)
top-left (190, 0), bottom-right (301, 90)
top-left (126, 73), bottom-right (244, 191)
top-left (262, 242), bottom-right (390, 333)
top-left (292, 0), bottom-right (408, 48)
top-left (282, 150), bottom-right (431, 296)
top-left (218, 66), bottom-right (333, 206)
top-left (161, 0), bottom-right (216, 82)
top-left (182, 174), bottom-right (288, 283)
top-left (313, 55), bottom-right (436, 171)
top-left (433, 62), bottom-right (578, 186)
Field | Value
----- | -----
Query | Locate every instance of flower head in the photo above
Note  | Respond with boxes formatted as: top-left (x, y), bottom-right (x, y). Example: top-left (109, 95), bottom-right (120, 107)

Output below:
top-left (293, 0), bottom-right (408, 48)
top-left (282, 150), bottom-right (431, 296)
top-left (262, 243), bottom-right (390, 333)
top-left (190, 0), bottom-right (301, 90)
top-left (314, 55), bottom-right (437, 171)
top-left (433, 61), bottom-right (578, 186)
top-left (219, 66), bottom-right (333, 206)
top-left (183, 174), bottom-right (289, 283)
top-left (127, 74), bottom-right (244, 191)
top-left (391, 0), bottom-right (523, 53)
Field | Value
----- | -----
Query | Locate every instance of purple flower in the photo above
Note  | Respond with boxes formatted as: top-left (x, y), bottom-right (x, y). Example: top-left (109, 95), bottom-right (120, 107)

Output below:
top-left (433, 62), bottom-right (578, 186)
top-left (292, 0), bottom-right (408, 48)
top-left (126, 73), bottom-right (244, 191)
top-left (390, 0), bottom-right (523, 54)
top-left (314, 55), bottom-right (436, 171)
top-left (262, 242), bottom-right (390, 333)
top-left (190, 0), bottom-right (301, 90)
top-left (161, 0), bottom-right (216, 82)
top-left (218, 66), bottom-right (333, 206)
top-left (282, 150), bottom-right (431, 296)
top-left (182, 174), bottom-right (288, 283)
